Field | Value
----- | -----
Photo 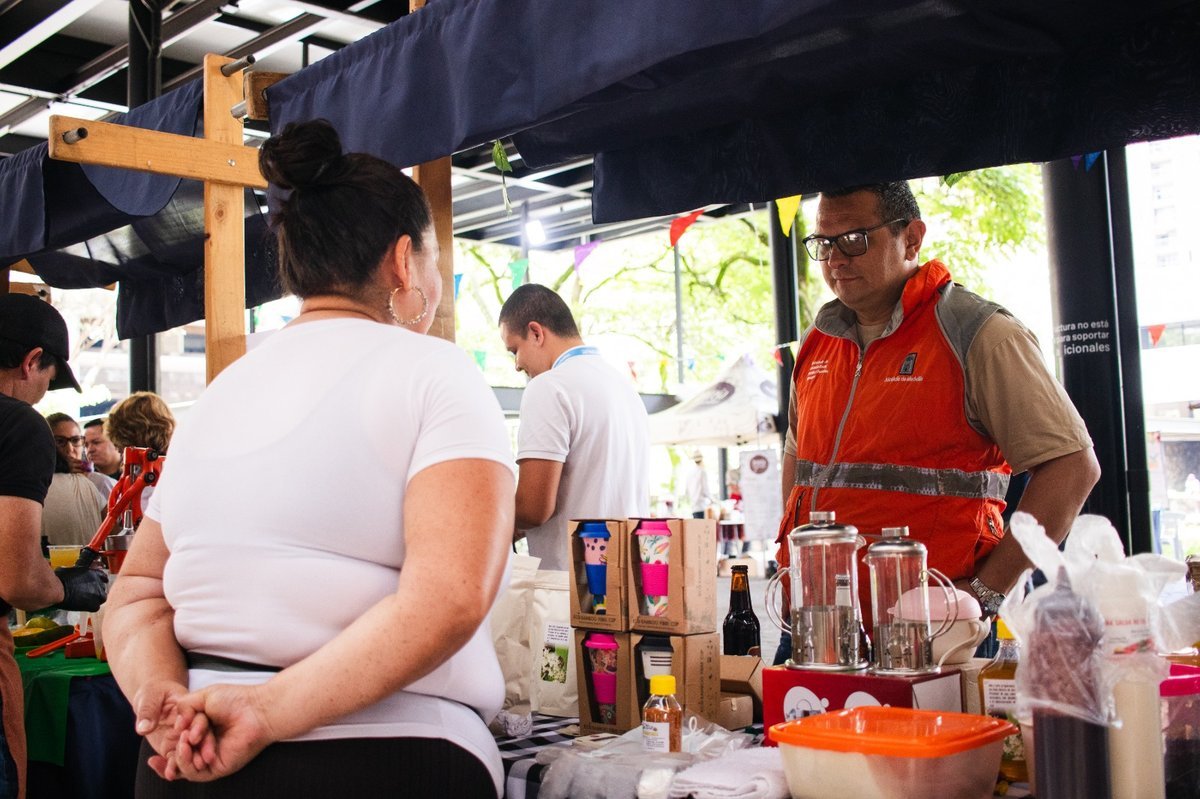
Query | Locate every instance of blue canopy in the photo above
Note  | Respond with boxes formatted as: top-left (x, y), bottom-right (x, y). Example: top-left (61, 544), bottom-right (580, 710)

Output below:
top-left (0, 80), bottom-right (279, 338)
top-left (267, 0), bottom-right (1200, 221)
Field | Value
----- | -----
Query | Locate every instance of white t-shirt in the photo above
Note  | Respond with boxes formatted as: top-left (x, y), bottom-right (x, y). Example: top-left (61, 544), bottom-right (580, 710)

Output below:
top-left (147, 318), bottom-right (514, 793)
top-left (517, 349), bottom-right (649, 570)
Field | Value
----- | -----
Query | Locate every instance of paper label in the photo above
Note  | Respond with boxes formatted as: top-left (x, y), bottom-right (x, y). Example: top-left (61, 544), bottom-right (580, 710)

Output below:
top-left (982, 678), bottom-right (1017, 713)
top-left (539, 623), bottom-right (572, 684)
top-left (1102, 615), bottom-right (1153, 655)
top-left (642, 721), bottom-right (672, 752)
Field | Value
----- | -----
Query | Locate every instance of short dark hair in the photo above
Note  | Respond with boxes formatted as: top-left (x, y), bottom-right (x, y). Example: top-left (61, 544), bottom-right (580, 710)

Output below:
top-left (498, 284), bottom-right (581, 339)
top-left (259, 119), bottom-right (433, 301)
top-left (0, 340), bottom-right (54, 371)
top-left (823, 181), bottom-right (921, 225)
top-left (83, 418), bottom-right (105, 430)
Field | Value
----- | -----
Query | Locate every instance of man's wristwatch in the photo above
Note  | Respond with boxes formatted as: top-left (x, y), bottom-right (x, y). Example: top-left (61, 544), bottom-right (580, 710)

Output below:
top-left (968, 576), bottom-right (1005, 618)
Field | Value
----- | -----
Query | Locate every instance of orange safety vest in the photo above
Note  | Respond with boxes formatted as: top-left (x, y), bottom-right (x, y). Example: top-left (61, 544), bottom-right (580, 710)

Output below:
top-left (775, 260), bottom-right (1011, 616)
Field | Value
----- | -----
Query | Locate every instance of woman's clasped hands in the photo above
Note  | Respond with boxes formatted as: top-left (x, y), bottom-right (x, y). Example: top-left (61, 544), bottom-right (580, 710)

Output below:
top-left (134, 681), bottom-right (279, 783)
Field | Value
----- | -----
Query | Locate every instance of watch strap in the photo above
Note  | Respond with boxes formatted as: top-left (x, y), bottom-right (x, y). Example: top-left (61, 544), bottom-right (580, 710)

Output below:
top-left (969, 576), bottom-right (1005, 616)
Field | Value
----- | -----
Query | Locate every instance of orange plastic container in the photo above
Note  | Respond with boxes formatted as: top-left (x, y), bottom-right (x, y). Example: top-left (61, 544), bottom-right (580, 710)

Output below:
top-left (769, 706), bottom-right (1016, 799)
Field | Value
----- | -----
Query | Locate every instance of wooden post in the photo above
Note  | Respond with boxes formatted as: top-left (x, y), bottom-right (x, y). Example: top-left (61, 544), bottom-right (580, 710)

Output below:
top-left (202, 54), bottom-right (249, 383)
top-left (408, 0), bottom-right (456, 343)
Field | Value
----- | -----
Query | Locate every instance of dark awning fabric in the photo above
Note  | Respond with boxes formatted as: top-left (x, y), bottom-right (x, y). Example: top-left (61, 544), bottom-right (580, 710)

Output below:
top-left (0, 80), bottom-right (281, 338)
top-left (268, 0), bottom-right (1200, 224)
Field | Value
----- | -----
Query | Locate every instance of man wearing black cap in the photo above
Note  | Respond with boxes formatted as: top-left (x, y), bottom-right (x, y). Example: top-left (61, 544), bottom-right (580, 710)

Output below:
top-left (0, 293), bottom-right (107, 798)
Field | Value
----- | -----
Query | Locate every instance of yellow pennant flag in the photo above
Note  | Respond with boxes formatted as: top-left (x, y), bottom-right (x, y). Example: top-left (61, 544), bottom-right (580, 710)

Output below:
top-left (775, 195), bottom-right (801, 237)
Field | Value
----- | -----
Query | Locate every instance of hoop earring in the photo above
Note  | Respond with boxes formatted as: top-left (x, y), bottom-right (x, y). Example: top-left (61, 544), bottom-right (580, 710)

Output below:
top-left (388, 286), bottom-right (429, 326)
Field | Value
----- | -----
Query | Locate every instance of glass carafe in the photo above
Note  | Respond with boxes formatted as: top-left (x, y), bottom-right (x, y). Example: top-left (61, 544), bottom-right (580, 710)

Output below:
top-left (766, 511), bottom-right (868, 670)
top-left (865, 527), bottom-right (956, 673)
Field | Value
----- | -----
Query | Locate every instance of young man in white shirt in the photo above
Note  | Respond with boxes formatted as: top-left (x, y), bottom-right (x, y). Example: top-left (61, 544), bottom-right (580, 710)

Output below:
top-left (499, 284), bottom-right (650, 571)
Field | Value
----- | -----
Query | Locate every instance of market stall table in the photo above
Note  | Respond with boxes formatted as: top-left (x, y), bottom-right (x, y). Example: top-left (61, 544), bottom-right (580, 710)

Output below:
top-left (494, 713), bottom-right (1033, 799)
top-left (16, 647), bottom-right (140, 799)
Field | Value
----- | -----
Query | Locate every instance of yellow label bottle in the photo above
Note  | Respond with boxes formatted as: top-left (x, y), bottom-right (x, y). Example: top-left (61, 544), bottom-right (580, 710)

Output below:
top-left (642, 674), bottom-right (682, 753)
top-left (978, 618), bottom-right (1028, 784)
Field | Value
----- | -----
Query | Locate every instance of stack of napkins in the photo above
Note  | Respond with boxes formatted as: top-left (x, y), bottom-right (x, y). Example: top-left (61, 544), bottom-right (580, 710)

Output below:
top-left (668, 747), bottom-right (788, 799)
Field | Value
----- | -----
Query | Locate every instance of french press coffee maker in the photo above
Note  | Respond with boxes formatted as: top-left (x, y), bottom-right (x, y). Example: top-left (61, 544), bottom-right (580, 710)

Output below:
top-left (864, 526), bottom-right (957, 673)
top-left (766, 511), bottom-right (868, 670)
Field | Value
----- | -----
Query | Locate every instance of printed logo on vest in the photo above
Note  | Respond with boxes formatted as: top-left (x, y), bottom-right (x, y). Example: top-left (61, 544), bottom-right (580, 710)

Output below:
top-left (899, 353), bottom-right (917, 375)
top-left (806, 359), bottom-right (831, 381)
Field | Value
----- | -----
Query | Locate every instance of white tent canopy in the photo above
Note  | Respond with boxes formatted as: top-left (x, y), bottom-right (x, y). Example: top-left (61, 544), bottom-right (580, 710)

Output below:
top-left (649, 354), bottom-right (779, 447)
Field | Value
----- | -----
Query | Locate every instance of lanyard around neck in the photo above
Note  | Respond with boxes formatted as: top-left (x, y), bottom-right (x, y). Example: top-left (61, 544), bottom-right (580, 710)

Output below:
top-left (553, 345), bottom-right (598, 369)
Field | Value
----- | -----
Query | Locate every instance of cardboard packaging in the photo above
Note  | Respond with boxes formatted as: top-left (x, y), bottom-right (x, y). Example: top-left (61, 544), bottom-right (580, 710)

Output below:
top-left (761, 665), bottom-right (963, 744)
top-left (958, 657), bottom-right (992, 716)
top-left (628, 518), bottom-right (717, 635)
top-left (569, 519), bottom-right (630, 631)
top-left (574, 630), bottom-right (641, 736)
top-left (630, 632), bottom-right (720, 721)
top-left (716, 692), bottom-right (754, 731)
top-left (717, 556), bottom-right (760, 578)
top-left (720, 655), bottom-right (764, 721)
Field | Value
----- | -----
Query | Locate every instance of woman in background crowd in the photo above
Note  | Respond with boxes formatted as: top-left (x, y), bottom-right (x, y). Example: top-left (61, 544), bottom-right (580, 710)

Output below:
top-left (105, 392), bottom-right (176, 455)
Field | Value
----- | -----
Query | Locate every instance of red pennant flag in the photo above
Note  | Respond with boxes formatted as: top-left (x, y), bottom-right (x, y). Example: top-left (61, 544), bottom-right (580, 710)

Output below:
top-left (1148, 324), bottom-right (1166, 346)
top-left (669, 209), bottom-right (704, 247)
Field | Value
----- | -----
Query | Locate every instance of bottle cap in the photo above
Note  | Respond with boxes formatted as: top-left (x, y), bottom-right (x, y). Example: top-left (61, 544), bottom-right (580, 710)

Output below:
top-left (995, 617), bottom-right (1013, 640)
top-left (649, 674), bottom-right (676, 696)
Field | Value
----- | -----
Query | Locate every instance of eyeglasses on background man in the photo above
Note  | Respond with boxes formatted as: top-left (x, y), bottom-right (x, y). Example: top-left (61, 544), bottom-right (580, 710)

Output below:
top-left (802, 218), bottom-right (907, 261)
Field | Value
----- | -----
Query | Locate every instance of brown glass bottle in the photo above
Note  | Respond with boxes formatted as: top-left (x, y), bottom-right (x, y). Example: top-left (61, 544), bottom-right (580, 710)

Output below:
top-left (723, 565), bottom-right (761, 656)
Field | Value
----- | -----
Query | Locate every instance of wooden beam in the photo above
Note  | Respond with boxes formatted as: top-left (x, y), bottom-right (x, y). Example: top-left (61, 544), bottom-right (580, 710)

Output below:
top-left (406, 0), bottom-right (455, 342)
top-left (202, 54), bottom-right (249, 383)
top-left (412, 157), bottom-right (455, 343)
top-left (244, 70), bottom-right (288, 121)
top-left (49, 115), bottom-right (267, 189)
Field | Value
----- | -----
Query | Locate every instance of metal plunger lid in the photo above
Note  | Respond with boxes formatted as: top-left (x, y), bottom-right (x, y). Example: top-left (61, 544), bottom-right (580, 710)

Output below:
top-left (788, 510), bottom-right (862, 546)
top-left (866, 525), bottom-right (928, 557)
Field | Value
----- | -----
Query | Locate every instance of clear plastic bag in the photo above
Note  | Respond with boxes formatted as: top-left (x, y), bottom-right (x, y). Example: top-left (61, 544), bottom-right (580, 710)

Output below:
top-left (536, 713), bottom-right (756, 799)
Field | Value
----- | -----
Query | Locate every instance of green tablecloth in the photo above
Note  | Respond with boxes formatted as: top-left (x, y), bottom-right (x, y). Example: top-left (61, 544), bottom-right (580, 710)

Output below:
top-left (16, 647), bottom-right (111, 766)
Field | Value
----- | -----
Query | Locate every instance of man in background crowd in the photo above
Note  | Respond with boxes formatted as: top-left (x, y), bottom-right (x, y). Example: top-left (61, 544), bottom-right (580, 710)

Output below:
top-left (0, 294), bottom-right (108, 798)
top-left (686, 451), bottom-right (712, 519)
top-left (83, 418), bottom-right (123, 480)
top-left (499, 284), bottom-right (649, 571)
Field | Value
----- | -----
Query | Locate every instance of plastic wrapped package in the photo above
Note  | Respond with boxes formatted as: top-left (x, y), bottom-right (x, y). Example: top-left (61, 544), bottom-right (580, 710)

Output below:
top-left (537, 713), bottom-right (755, 799)
top-left (1003, 512), bottom-right (1200, 799)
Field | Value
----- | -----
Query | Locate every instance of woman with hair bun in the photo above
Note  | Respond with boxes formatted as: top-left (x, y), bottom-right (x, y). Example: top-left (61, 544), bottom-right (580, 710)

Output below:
top-left (104, 119), bottom-right (515, 797)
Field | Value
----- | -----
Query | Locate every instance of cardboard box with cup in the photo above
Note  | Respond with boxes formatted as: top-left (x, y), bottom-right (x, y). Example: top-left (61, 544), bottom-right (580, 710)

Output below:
top-left (575, 630), bottom-right (641, 735)
top-left (628, 518), bottom-right (716, 635)
top-left (569, 519), bottom-right (629, 631)
top-left (631, 632), bottom-right (720, 720)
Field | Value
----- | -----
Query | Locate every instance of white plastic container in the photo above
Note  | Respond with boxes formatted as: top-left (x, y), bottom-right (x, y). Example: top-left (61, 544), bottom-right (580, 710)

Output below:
top-left (769, 706), bottom-right (1015, 799)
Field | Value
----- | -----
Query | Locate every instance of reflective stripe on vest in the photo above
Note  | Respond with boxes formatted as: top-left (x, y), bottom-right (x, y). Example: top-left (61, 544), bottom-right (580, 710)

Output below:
top-left (792, 458), bottom-right (1010, 502)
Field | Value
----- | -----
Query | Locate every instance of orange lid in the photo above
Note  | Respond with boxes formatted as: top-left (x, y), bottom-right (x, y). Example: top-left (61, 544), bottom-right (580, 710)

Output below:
top-left (769, 706), bottom-right (1016, 758)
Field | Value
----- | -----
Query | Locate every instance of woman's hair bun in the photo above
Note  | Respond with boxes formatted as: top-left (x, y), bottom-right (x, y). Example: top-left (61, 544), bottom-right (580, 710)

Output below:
top-left (259, 119), bottom-right (345, 190)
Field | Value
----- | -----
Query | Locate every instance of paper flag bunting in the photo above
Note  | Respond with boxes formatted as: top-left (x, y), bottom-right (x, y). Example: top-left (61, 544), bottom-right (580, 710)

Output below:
top-left (574, 241), bottom-right (600, 273)
top-left (1084, 152), bottom-right (1101, 171)
top-left (669, 209), bottom-right (704, 247)
top-left (509, 258), bottom-right (529, 289)
top-left (1070, 155), bottom-right (1083, 169)
top-left (1148, 324), bottom-right (1166, 347)
top-left (473, 350), bottom-right (488, 369)
top-left (453, 273), bottom-right (463, 301)
top-left (775, 196), bottom-right (801, 237)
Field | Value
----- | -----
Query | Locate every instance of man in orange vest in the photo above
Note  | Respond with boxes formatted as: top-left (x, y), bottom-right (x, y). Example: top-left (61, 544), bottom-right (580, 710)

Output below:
top-left (773, 182), bottom-right (1099, 663)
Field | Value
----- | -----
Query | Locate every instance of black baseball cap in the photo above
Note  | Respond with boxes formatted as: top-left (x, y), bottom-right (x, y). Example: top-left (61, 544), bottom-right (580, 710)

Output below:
top-left (0, 294), bottom-right (82, 392)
